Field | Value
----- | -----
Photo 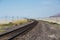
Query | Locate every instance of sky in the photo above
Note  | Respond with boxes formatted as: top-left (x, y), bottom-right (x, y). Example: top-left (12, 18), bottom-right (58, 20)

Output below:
top-left (0, 0), bottom-right (60, 18)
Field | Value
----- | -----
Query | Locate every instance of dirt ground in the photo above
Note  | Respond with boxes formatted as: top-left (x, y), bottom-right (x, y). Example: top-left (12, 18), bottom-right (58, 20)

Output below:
top-left (7, 20), bottom-right (60, 40)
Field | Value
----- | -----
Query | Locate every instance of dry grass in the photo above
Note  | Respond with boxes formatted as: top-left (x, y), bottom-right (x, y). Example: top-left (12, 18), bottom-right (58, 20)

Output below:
top-left (0, 30), bottom-right (5, 32)
top-left (0, 19), bottom-right (29, 32)
top-left (13, 19), bottom-right (28, 25)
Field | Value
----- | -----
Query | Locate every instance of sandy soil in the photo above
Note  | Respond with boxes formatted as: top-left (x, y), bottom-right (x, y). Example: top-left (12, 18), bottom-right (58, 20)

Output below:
top-left (13, 20), bottom-right (60, 40)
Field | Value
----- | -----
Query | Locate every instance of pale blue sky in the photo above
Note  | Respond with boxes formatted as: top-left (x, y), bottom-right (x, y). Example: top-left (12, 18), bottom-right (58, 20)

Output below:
top-left (0, 0), bottom-right (60, 18)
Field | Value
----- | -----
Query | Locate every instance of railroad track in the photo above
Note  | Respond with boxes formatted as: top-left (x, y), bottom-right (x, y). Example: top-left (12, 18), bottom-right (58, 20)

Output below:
top-left (0, 20), bottom-right (38, 40)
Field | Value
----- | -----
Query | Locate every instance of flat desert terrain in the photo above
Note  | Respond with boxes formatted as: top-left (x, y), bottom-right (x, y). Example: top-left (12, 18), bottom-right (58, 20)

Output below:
top-left (13, 20), bottom-right (60, 40)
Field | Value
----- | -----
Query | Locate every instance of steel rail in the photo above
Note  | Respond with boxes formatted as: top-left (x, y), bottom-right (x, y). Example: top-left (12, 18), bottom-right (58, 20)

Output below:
top-left (0, 20), bottom-right (38, 40)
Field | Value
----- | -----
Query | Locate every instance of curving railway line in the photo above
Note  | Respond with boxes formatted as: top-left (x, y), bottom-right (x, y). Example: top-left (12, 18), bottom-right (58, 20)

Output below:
top-left (0, 20), bottom-right (60, 40)
top-left (0, 19), bottom-right (38, 40)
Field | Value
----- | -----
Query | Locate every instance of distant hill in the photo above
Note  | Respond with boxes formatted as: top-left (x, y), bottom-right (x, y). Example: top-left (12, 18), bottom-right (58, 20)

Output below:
top-left (50, 13), bottom-right (60, 17)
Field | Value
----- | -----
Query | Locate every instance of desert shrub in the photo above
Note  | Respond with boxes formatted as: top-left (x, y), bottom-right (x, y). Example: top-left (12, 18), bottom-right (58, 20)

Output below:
top-left (0, 22), bottom-right (13, 26)
top-left (19, 23), bottom-right (23, 25)
top-left (8, 22), bottom-right (13, 26)
top-left (49, 22), bottom-right (58, 25)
